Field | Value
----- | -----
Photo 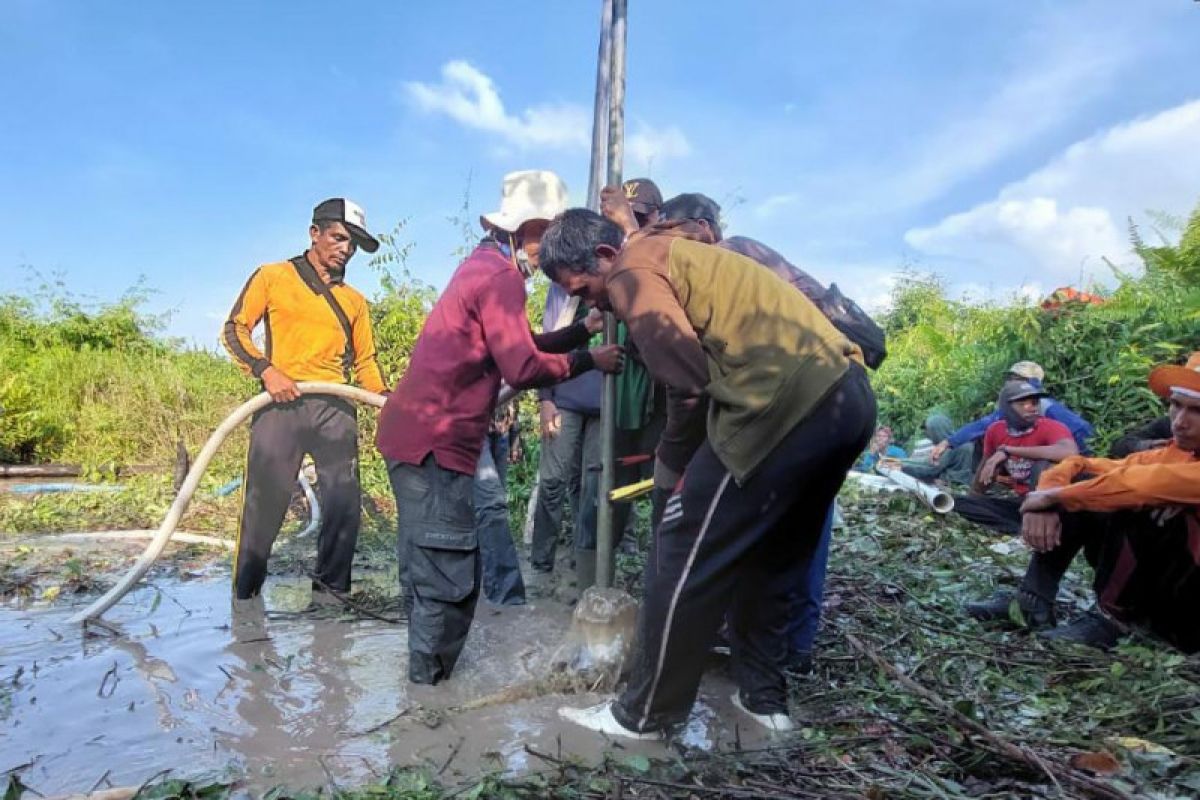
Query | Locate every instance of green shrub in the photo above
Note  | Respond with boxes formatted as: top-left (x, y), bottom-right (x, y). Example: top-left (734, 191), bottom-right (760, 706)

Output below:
top-left (874, 201), bottom-right (1200, 451)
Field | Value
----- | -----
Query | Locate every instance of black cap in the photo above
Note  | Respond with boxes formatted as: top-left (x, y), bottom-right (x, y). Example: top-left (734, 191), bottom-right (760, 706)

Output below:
top-left (1000, 380), bottom-right (1049, 404)
top-left (622, 178), bottom-right (663, 214)
top-left (312, 198), bottom-right (380, 253)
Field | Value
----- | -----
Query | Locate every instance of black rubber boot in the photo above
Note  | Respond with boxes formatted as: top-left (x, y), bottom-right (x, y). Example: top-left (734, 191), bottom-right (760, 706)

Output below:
top-left (1040, 607), bottom-right (1126, 650)
top-left (965, 588), bottom-right (1056, 629)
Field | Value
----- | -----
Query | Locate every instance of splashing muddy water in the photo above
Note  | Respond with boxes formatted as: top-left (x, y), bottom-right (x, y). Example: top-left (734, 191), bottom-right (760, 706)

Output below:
top-left (1, 570), bottom-right (767, 794)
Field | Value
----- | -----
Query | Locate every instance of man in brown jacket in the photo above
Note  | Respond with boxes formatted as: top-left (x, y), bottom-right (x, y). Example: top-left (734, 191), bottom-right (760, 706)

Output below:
top-left (541, 209), bottom-right (876, 738)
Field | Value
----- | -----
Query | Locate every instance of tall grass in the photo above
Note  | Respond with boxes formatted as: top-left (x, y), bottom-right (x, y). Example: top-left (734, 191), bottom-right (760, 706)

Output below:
top-left (0, 287), bottom-right (252, 471)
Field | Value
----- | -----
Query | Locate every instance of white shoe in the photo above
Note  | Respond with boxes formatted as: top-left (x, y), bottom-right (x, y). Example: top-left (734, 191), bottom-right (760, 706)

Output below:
top-left (558, 701), bottom-right (663, 740)
top-left (731, 692), bottom-right (794, 732)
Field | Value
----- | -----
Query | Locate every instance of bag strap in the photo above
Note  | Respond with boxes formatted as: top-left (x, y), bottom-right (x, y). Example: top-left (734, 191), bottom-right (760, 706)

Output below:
top-left (291, 257), bottom-right (355, 382)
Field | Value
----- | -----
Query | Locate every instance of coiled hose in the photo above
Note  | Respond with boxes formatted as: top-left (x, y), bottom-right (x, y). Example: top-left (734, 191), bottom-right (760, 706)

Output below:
top-left (69, 383), bottom-right (385, 624)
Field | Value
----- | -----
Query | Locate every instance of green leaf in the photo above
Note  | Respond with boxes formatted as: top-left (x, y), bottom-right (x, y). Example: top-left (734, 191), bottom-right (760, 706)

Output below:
top-left (623, 754), bottom-right (651, 773)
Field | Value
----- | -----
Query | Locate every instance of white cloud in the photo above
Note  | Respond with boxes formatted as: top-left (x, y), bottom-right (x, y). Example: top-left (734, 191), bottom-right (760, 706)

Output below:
top-left (905, 99), bottom-right (1200, 288)
top-left (626, 123), bottom-right (692, 169)
top-left (404, 61), bottom-right (692, 167)
top-left (404, 60), bottom-right (589, 151)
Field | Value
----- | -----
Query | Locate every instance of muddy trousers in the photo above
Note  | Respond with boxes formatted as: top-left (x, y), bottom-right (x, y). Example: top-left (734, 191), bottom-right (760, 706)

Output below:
top-left (233, 397), bottom-right (360, 600)
top-left (389, 456), bottom-right (481, 684)
top-left (1021, 509), bottom-right (1200, 653)
top-left (612, 365), bottom-right (876, 733)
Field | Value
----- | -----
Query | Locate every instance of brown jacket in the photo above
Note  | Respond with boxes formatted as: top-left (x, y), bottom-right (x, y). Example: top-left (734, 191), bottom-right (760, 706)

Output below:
top-left (607, 221), bottom-right (862, 482)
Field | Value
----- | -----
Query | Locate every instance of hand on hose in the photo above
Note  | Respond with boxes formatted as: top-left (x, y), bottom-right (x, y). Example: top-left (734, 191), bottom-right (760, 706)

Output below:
top-left (590, 343), bottom-right (625, 374)
top-left (262, 366), bottom-right (301, 403)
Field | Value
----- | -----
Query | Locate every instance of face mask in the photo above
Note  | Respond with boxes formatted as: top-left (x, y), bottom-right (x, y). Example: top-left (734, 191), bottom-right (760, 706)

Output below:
top-left (514, 247), bottom-right (534, 278)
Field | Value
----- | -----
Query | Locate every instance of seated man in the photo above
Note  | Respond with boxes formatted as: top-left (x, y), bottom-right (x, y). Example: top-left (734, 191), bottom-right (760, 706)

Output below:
top-left (931, 361), bottom-right (1094, 460)
top-left (966, 352), bottom-right (1200, 652)
top-left (902, 412), bottom-right (974, 487)
top-left (952, 381), bottom-right (1077, 535)
top-left (855, 426), bottom-right (907, 472)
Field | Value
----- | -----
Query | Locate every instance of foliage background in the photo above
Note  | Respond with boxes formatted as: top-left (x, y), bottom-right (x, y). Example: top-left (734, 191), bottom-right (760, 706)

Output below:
top-left (2, 199), bottom-right (1197, 521)
top-left (874, 202), bottom-right (1200, 452)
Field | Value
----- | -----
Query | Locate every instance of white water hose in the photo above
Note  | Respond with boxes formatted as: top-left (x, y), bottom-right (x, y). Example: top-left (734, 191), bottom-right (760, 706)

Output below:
top-left (69, 383), bottom-right (386, 624)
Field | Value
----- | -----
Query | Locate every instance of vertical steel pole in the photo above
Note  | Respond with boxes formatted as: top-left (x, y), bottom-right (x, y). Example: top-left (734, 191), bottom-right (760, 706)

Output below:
top-left (595, 0), bottom-right (626, 589)
top-left (586, 0), bottom-right (614, 211)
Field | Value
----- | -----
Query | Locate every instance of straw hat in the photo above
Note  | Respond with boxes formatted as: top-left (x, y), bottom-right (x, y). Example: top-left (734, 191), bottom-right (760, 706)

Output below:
top-left (1149, 351), bottom-right (1200, 399)
top-left (480, 170), bottom-right (569, 234)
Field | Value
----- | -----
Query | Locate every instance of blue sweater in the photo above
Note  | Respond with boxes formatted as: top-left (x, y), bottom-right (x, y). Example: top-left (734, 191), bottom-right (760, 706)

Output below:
top-left (536, 283), bottom-right (601, 415)
top-left (946, 381), bottom-right (1094, 454)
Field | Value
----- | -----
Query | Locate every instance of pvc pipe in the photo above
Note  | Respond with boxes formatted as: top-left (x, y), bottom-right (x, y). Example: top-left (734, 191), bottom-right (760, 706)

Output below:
top-left (877, 465), bottom-right (955, 514)
top-left (68, 383), bottom-right (385, 624)
top-left (6, 483), bottom-right (119, 495)
top-left (50, 530), bottom-right (234, 549)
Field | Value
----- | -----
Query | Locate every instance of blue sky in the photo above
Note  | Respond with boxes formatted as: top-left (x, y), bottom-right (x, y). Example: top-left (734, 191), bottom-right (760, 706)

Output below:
top-left (2, 0), bottom-right (1198, 348)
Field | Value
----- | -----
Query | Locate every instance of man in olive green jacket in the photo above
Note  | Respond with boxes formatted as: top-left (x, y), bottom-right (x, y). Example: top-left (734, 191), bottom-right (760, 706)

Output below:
top-left (541, 209), bottom-right (877, 738)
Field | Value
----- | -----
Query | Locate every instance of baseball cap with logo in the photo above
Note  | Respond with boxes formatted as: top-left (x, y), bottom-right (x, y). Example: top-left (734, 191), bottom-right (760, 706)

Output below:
top-left (622, 178), bottom-right (663, 214)
top-left (1007, 361), bottom-right (1045, 382)
top-left (313, 198), bottom-right (380, 253)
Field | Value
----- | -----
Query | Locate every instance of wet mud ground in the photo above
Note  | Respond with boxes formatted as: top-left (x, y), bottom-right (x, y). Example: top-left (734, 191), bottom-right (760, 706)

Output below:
top-left (0, 540), bottom-right (765, 796)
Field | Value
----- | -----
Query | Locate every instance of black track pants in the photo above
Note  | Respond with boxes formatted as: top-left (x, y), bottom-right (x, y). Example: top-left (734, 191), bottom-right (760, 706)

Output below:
top-left (612, 365), bottom-right (876, 733)
top-left (233, 396), bottom-right (360, 599)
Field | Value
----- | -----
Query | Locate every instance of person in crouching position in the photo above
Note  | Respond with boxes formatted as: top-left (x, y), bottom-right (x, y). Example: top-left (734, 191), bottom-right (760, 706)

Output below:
top-left (541, 209), bottom-right (875, 737)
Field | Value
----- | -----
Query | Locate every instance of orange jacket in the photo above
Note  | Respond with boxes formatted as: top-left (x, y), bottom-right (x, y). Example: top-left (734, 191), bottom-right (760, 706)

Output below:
top-left (223, 255), bottom-right (387, 394)
top-left (1037, 443), bottom-right (1200, 512)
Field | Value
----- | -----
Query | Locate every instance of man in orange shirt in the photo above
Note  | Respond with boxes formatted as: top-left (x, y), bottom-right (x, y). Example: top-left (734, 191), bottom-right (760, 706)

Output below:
top-left (967, 352), bottom-right (1200, 652)
top-left (223, 198), bottom-right (388, 600)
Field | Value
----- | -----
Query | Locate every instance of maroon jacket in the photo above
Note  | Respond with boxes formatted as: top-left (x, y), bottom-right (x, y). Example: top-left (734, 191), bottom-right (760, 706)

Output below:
top-left (377, 242), bottom-right (590, 474)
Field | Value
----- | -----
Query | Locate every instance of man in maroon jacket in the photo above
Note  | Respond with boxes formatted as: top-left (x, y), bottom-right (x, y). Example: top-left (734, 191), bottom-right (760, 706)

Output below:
top-left (376, 171), bottom-right (623, 685)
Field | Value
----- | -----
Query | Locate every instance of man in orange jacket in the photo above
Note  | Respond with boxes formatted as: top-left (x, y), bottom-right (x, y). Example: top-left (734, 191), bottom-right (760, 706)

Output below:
top-left (966, 352), bottom-right (1200, 652)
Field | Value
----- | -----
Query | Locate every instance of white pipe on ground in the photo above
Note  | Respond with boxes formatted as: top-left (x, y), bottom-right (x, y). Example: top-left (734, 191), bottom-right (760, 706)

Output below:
top-left (877, 465), bottom-right (955, 514)
top-left (68, 383), bottom-right (385, 624)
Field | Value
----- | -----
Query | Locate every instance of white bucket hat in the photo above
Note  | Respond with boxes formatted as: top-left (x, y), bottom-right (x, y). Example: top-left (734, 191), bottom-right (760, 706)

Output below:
top-left (480, 170), bottom-right (569, 234)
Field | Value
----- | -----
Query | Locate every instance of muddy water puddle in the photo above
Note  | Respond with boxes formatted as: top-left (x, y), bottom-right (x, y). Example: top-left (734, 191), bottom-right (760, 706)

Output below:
top-left (1, 571), bottom-right (766, 794)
